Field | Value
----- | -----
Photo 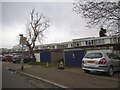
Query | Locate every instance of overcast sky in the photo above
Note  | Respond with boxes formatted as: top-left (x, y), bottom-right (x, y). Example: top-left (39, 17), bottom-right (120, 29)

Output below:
top-left (1, 0), bottom-right (100, 49)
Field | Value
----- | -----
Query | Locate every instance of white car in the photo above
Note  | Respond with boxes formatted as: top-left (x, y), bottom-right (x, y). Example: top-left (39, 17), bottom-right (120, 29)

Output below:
top-left (82, 51), bottom-right (120, 76)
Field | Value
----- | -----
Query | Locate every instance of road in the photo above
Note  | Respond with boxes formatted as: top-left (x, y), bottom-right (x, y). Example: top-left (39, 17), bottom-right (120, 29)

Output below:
top-left (2, 62), bottom-right (120, 88)
top-left (2, 68), bottom-right (59, 88)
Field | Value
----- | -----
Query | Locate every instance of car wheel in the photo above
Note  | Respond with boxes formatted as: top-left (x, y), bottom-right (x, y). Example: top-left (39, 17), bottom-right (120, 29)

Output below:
top-left (108, 66), bottom-right (114, 77)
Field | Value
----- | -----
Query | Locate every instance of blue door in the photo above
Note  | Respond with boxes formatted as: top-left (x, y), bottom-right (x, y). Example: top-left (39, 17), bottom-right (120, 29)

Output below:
top-left (64, 50), bottom-right (86, 67)
top-left (40, 51), bottom-right (51, 62)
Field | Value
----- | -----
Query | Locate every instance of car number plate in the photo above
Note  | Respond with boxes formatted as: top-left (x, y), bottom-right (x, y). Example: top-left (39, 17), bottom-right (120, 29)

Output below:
top-left (87, 61), bottom-right (96, 64)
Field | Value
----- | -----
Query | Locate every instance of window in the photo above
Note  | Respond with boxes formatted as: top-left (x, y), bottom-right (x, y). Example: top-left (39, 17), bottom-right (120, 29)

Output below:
top-left (101, 39), bottom-right (104, 44)
top-left (86, 41), bottom-right (89, 46)
top-left (98, 39), bottom-right (102, 45)
top-left (91, 40), bottom-right (94, 45)
top-left (110, 38), bottom-right (113, 43)
top-left (76, 42), bottom-right (79, 46)
top-left (85, 53), bottom-right (103, 58)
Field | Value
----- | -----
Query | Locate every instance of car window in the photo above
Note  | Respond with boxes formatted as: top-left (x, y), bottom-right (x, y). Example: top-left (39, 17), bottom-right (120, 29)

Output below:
top-left (85, 52), bottom-right (103, 58)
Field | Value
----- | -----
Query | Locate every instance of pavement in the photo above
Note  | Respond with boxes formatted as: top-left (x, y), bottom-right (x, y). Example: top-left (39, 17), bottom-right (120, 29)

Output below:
top-left (2, 62), bottom-right (84, 88)
top-left (2, 62), bottom-right (120, 88)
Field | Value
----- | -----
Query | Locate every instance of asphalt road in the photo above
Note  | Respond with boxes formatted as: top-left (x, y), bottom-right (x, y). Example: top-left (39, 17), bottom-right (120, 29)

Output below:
top-left (2, 62), bottom-right (120, 88)
top-left (2, 68), bottom-right (59, 88)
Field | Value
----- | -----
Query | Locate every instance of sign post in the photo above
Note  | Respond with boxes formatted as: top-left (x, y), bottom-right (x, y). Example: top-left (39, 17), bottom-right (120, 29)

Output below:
top-left (19, 34), bottom-right (27, 70)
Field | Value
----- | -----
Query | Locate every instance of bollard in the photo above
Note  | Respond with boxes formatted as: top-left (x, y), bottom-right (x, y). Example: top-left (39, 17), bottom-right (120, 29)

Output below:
top-left (46, 62), bottom-right (49, 68)
top-left (58, 61), bottom-right (64, 69)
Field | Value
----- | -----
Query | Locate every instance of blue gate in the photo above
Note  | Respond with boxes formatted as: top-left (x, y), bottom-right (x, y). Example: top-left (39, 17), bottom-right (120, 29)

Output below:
top-left (40, 51), bottom-right (51, 62)
top-left (64, 50), bottom-right (86, 67)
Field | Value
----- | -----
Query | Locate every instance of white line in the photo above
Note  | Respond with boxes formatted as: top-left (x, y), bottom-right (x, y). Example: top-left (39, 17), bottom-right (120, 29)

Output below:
top-left (18, 71), bottom-right (69, 88)
top-left (4, 67), bottom-right (68, 88)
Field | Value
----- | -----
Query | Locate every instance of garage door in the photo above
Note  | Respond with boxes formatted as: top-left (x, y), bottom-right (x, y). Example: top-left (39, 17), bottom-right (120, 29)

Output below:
top-left (64, 50), bottom-right (86, 67)
top-left (40, 51), bottom-right (51, 63)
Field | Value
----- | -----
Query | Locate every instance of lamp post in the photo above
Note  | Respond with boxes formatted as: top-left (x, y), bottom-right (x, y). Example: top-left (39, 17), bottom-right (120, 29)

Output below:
top-left (19, 34), bottom-right (26, 70)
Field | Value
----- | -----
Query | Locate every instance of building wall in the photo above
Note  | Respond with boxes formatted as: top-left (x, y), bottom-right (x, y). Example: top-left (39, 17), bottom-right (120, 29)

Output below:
top-left (40, 49), bottom-right (63, 63)
top-left (51, 50), bottom-right (63, 63)
top-left (35, 53), bottom-right (40, 62)
top-left (72, 36), bottom-right (119, 48)
top-left (86, 49), bottom-right (113, 53)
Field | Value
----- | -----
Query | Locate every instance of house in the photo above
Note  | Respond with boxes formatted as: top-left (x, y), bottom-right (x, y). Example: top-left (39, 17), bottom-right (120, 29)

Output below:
top-left (72, 35), bottom-right (120, 56)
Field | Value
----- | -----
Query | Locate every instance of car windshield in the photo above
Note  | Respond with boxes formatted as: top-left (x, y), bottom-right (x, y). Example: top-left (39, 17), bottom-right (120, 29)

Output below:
top-left (85, 52), bottom-right (103, 58)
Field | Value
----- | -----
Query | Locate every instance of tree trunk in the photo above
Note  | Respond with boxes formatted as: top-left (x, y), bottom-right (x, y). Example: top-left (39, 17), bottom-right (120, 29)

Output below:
top-left (27, 42), bottom-right (36, 62)
top-left (29, 48), bottom-right (36, 62)
top-left (31, 52), bottom-right (36, 62)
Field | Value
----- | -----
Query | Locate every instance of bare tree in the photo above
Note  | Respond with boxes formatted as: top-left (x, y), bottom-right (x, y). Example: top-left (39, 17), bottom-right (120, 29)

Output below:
top-left (26, 9), bottom-right (49, 62)
top-left (73, 0), bottom-right (120, 35)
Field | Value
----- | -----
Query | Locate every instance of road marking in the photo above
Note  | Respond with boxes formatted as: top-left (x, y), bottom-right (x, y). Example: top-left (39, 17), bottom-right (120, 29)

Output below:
top-left (4, 67), bottom-right (69, 88)
top-left (4, 66), bottom-right (119, 88)
top-left (18, 71), bottom-right (69, 89)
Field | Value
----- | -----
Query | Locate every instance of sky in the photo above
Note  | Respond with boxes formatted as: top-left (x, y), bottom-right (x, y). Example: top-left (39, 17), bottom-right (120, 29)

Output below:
top-left (1, 0), bottom-right (100, 49)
